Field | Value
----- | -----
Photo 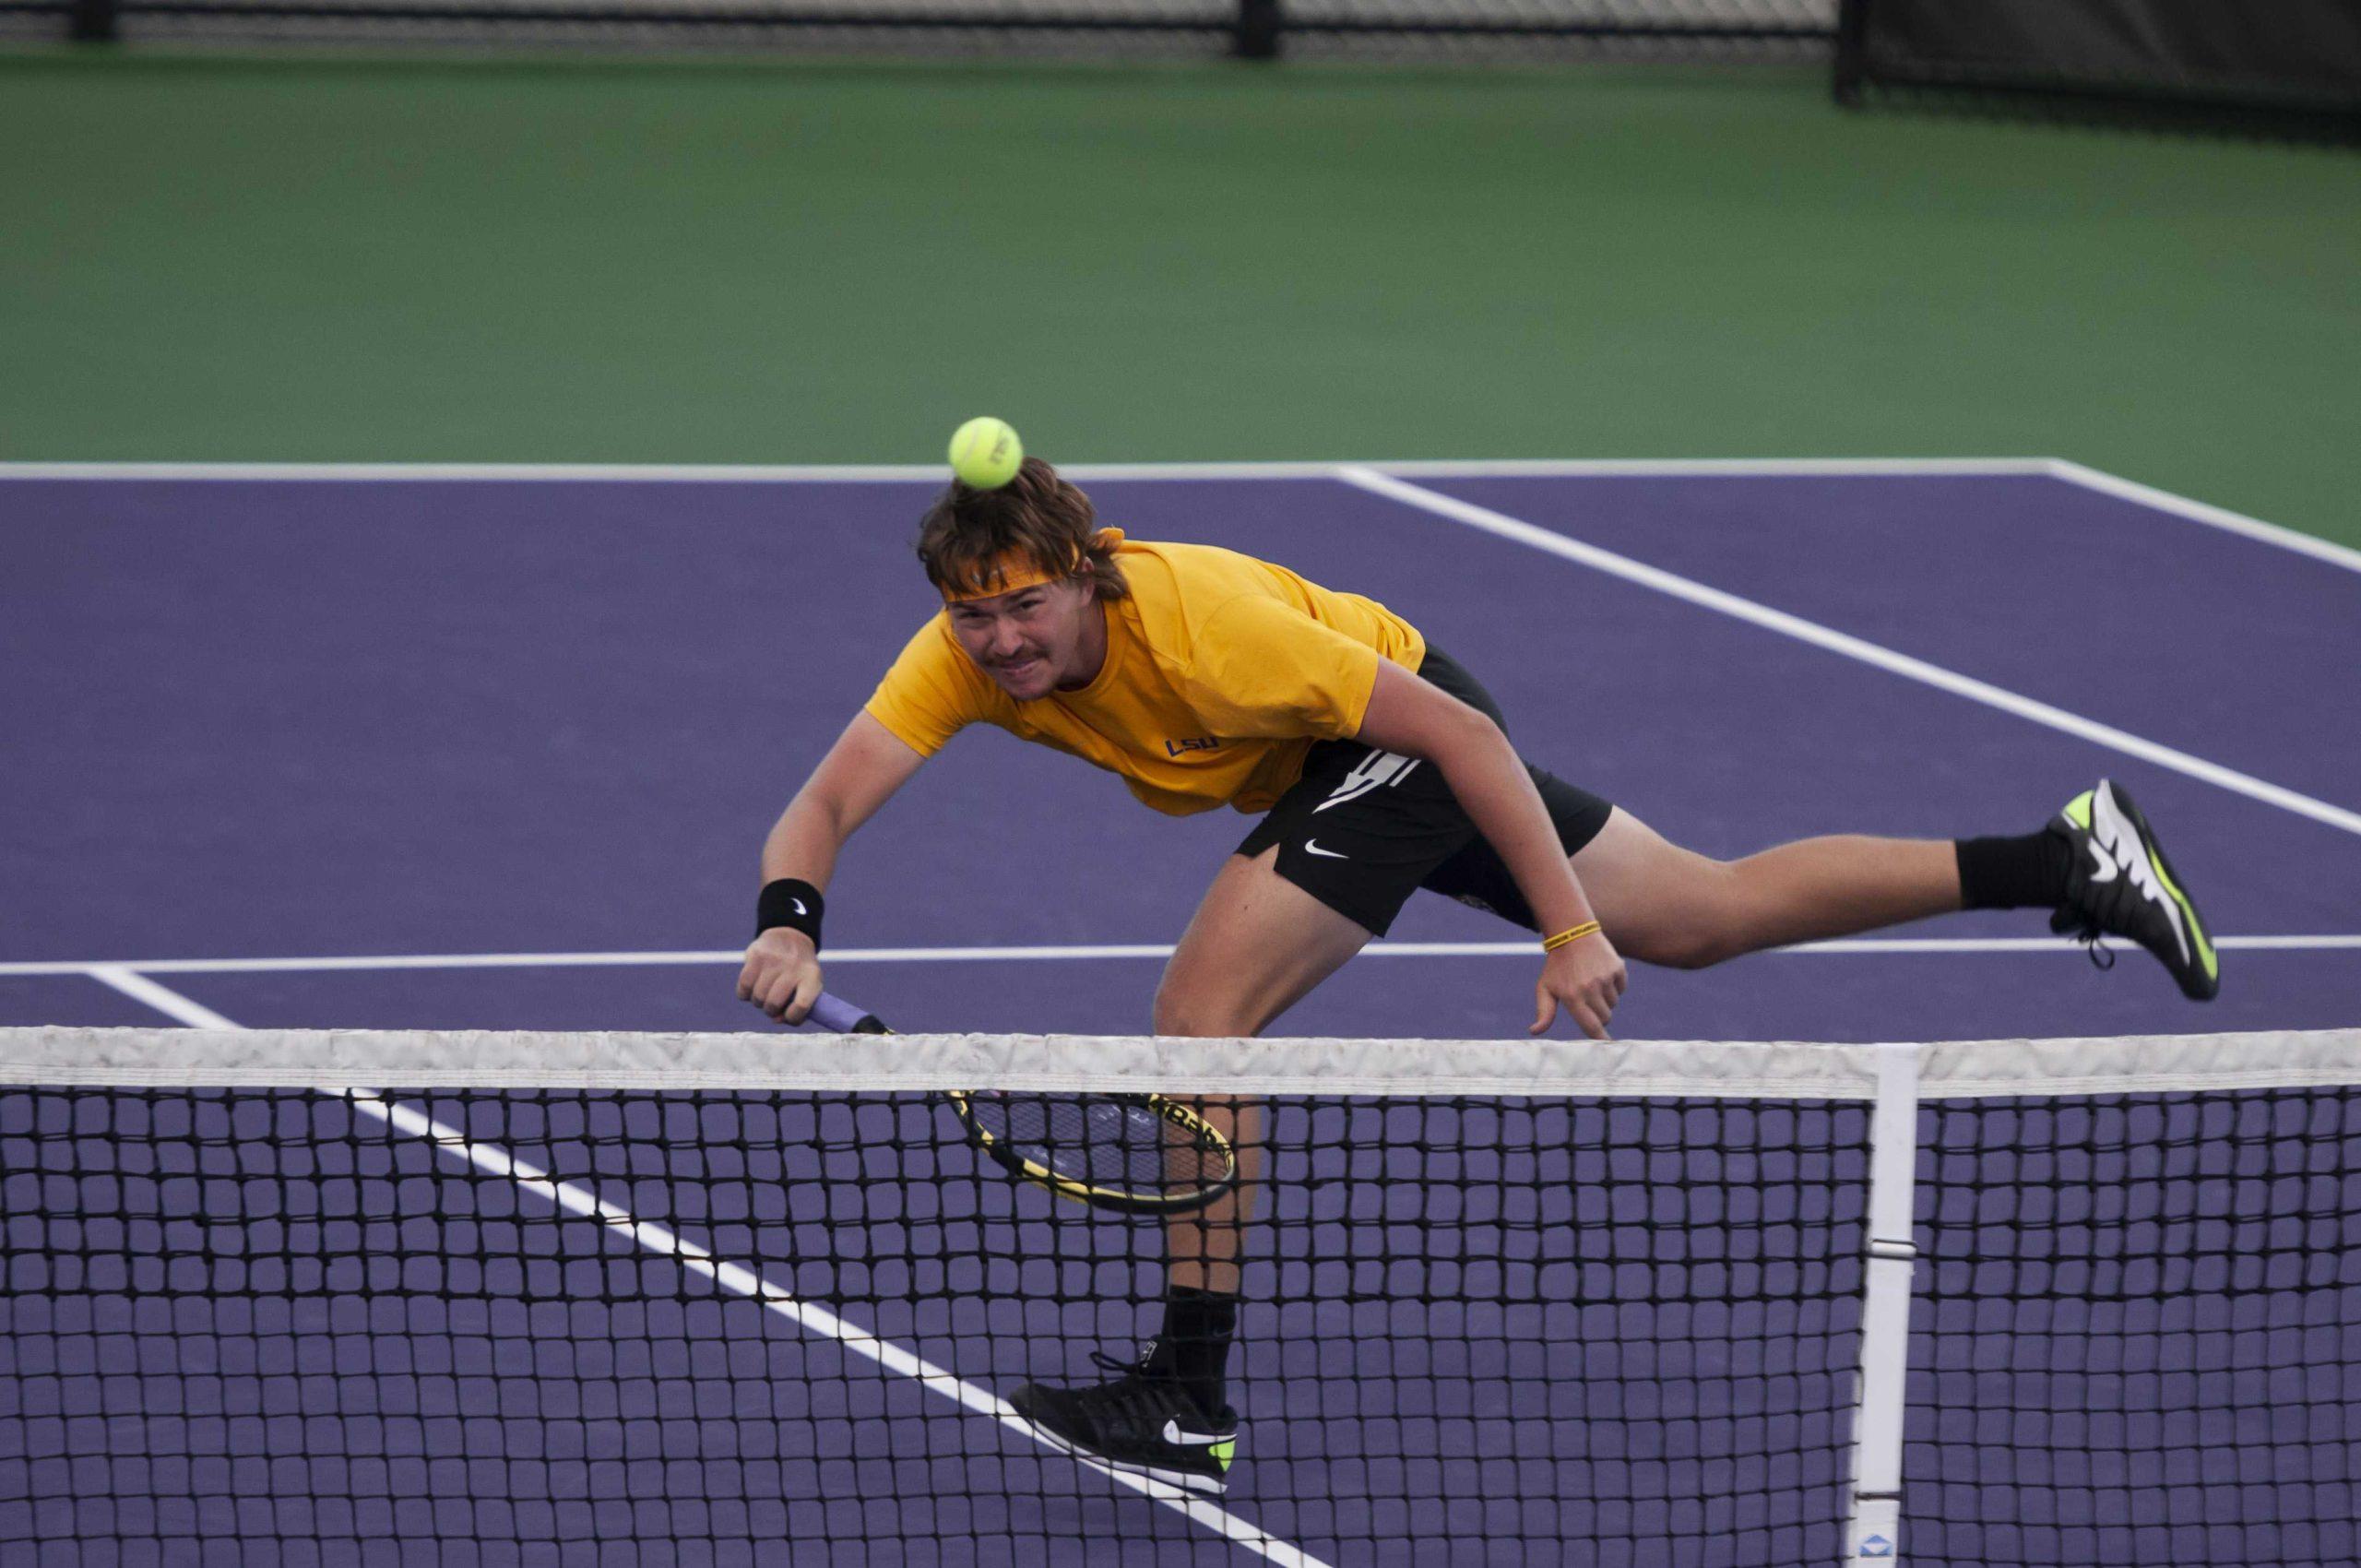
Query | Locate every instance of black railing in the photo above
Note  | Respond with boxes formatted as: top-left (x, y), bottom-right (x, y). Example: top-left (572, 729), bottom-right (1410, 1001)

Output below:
top-left (30, 0), bottom-right (1836, 58)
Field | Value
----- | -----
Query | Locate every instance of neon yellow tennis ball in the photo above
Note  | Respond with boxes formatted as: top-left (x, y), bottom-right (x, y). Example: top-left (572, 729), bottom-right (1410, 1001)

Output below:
top-left (948, 417), bottom-right (1024, 490)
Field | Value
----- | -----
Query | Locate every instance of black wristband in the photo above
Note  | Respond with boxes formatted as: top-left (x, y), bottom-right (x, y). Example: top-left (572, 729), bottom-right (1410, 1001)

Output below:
top-left (756, 879), bottom-right (825, 949)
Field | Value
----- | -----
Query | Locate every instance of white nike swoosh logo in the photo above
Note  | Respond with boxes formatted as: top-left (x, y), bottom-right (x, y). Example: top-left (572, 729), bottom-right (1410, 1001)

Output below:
top-left (2082, 839), bottom-right (2116, 883)
top-left (2092, 788), bottom-right (2189, 964)
top-left (1160, 1420), bottom-right (1228, 1446)
top-left (790, 897), bottom-right (807, 915)
top-left (1303, 840), bottom-right (1347, 860)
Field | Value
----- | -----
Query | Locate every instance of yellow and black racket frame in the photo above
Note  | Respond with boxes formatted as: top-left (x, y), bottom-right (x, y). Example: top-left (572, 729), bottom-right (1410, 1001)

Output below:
top-left (941, 1087), bottom-right (1240, 1216)
top-left (806, 992), bottom-right (1240, 1217)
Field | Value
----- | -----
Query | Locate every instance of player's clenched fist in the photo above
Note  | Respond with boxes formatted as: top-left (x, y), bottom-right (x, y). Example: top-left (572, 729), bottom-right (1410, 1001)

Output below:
top-left (739, 927), bottom-right (824, 1025)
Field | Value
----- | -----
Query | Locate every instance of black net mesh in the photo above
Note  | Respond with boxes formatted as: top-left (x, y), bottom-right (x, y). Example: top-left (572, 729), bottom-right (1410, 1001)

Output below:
top-left (1908, 1089), bottom-right (2361, 1567)
top-left (3, 1084), bottom-right (1869, 1565)
top-left (6, 1050), bottom-right (2358, 1565)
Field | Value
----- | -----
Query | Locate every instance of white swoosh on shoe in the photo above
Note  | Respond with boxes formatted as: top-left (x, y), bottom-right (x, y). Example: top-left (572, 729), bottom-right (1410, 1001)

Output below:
top-left (1160, 1420), bottom-right (1229, 1446)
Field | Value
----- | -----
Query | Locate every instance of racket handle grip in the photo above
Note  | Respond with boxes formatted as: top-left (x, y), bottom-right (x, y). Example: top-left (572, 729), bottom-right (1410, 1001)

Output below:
top-left (808, 992), bottom-right (888, 1035)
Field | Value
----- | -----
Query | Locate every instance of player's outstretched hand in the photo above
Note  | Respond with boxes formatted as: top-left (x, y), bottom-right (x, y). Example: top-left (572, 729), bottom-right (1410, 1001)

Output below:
top-left (739, 927), bottom-right (824, 1025)
top-left (1533, 934), bottom-right (1626, 1040)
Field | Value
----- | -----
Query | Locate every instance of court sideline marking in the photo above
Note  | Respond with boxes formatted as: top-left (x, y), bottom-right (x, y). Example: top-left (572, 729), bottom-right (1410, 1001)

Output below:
top-left (12, 932), bottom-right (2360, 980)
top-left (77, 969), bottom-right (1332, 1568)
top-left (1337, 467), bottom-right (2361, 839)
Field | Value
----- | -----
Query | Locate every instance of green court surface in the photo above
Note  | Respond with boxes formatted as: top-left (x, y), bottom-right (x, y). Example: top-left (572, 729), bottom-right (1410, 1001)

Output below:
top-left (4, 50), bottom-right (2355, 548)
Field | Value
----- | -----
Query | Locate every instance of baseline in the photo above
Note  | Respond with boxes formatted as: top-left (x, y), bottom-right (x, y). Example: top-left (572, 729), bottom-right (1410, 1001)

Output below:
top-left (0, 457), bottom-right (2050, 484)
top-left (11, 458), bottom-right (2349, 580)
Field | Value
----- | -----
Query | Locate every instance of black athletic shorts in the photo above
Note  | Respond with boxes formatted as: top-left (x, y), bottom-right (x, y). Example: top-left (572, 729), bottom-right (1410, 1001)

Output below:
top-left (1234, 647), bottom-right (1615, 937)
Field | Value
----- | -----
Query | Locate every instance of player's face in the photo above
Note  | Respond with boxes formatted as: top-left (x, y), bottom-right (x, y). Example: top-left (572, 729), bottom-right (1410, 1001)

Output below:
top-left (946, 578), bottom-right (1100, 701)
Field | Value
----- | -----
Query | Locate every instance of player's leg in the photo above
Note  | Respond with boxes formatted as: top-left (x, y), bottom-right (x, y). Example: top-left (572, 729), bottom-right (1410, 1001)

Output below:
top-left (1154, 841), bottom-right (1375, 1044)
top-left (1151, 843), bottom-right (1370, 1295)
top-left (1008, 685), bottom-right (1513, 1492)
top-left (1005, 845), bottom-right (1373, 1493)
top-left (1479, 780), bottom-right (2213, 997)
top-left (1563, 808), bottom-right (1962, 969)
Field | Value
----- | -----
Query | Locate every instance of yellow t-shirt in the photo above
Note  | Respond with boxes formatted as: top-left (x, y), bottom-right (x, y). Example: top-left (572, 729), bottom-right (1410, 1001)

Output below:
top-left (863, 537), bottom-right (1427, 815)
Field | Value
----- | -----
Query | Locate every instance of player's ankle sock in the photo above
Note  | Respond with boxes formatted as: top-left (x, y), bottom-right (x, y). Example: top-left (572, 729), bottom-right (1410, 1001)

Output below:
top-left (1147, 1285), bottom-right (1239, 1417)
top-left (1954, 832), bottom-right (2074, 910)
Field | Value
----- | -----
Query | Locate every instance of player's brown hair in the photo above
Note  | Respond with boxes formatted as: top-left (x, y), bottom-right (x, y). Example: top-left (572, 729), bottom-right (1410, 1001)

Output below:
top-left (915, 457), bottom-right (1131, 602)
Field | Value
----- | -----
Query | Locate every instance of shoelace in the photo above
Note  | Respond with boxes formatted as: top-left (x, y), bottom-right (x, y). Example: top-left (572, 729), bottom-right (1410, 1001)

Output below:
top-left (2058, 914), bottom-right (2118, 972)
top-left (1088, 1348), bottom-right (1148, 1380)
top-left (1085, 1348), bottom-right (1176, 1411)
top-left (1081, 1347), bottom-right (1203, 1431)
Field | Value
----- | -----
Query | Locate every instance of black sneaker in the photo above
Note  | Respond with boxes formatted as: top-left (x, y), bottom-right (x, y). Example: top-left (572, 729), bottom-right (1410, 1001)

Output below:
top-left (2049, 779), bottom-right (2219, 1001)
top-left (1007, 1353), bottom-right (1238, 1494)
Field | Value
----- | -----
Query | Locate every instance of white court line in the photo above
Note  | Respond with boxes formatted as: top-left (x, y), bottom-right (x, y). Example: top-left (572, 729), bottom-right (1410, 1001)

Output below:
top-left (76, 971), bottom-right (1328, 1568)
top-left (1339, 466), bottom-right (2361, 840)
top-left (87, 967), bottom-right (243, 1028)
top-left (16, 933), bottom-right (2358, 979)
top-left (10, 457), bottom-right (2355, 581)
top-left (0, 457), bottom-right (2052, 483)
top-left (2047, 459), bottom-right (2361, 577)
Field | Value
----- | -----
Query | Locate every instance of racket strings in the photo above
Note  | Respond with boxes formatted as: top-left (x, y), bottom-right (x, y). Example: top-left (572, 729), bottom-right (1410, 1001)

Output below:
top-left (973, 1091), bottom-right (1229, 1198)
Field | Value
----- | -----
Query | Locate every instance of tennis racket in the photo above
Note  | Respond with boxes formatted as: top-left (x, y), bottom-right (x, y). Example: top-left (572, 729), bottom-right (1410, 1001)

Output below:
top-left (804, 992), bottom-right (1238, 1216)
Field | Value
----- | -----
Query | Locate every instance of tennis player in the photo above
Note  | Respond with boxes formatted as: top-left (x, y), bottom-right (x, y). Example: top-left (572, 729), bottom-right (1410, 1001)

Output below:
top-left (737, 457), bottom-right (2215, 1493)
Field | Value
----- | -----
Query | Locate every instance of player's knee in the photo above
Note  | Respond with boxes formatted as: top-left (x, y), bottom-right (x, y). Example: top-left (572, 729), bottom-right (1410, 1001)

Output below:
top-left (1643, 927), bottom-right (1746, 970)
top-left (1618, 858), bottom-right (1752, 969)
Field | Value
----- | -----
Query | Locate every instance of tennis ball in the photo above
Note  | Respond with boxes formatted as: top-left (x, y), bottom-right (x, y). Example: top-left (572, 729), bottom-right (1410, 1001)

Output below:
top-left (948, 417), bottom-right (1024, 490)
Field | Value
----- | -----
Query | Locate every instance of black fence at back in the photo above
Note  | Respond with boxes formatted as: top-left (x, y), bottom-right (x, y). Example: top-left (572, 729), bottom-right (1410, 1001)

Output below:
top-left (1836, 0), bottom-right (2361, 144)
top-left (7, 0), bottom-right (1834, 60)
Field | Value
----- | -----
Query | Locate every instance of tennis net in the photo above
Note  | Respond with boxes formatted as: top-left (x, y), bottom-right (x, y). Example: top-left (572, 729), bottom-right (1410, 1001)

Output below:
top-left (3, 1026), bottom-right (2355, 1565)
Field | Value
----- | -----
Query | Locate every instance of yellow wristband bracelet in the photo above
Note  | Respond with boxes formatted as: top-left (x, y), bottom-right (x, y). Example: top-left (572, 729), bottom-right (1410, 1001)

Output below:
top-left (1542, 920), bottom-right (1602, 953)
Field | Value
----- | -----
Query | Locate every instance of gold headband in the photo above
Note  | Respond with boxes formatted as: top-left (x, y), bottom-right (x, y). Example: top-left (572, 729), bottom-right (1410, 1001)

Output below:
top-left (940, 528), bottom-right (1125, 603)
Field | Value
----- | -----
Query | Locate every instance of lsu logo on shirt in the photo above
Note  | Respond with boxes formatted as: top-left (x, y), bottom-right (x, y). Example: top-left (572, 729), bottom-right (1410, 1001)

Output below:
top-left (1164, 735), bottom-right (1223, 758)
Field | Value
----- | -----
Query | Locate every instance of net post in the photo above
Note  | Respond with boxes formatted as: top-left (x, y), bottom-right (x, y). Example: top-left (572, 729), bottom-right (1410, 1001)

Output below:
top-left (1844, 1040), bottom-right (1919, 1564)
top-left (1832, 0), bottom-right (1869, 106)
top-left (1233, 0), bottom-right (1281, 60)
top-left (68, 0), bottom-right (120, 42)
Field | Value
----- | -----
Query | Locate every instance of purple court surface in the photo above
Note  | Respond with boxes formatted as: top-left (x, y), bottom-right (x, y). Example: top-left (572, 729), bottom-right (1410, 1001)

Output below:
top-left (5, 461), bottom-right (2359, 1564)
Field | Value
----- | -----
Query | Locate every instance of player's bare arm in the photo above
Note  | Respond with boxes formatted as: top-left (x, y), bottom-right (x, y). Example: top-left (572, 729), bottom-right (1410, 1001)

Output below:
top-left (739, 712), bottom-right (926, 1024)
top-left (1353, 659), bottom-right (1628, 1039)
